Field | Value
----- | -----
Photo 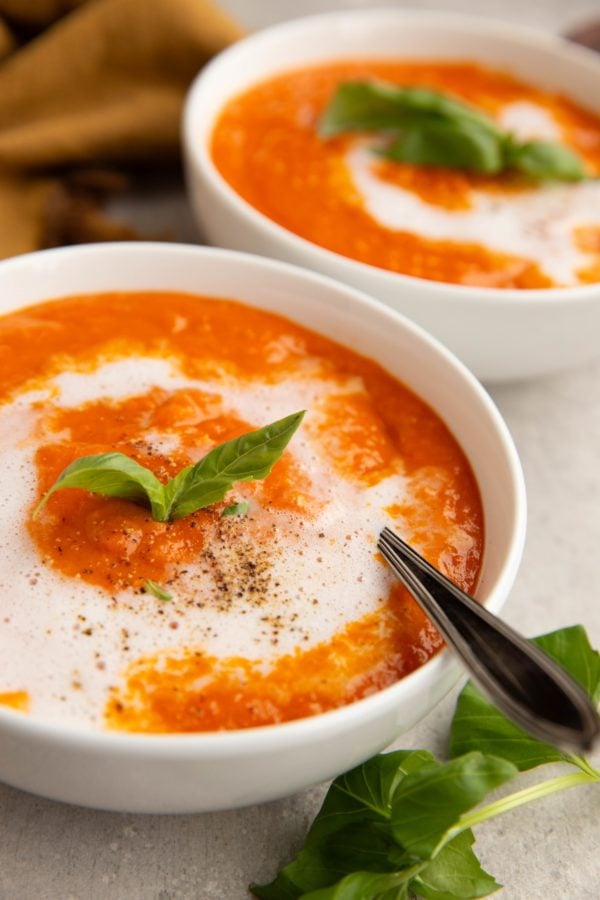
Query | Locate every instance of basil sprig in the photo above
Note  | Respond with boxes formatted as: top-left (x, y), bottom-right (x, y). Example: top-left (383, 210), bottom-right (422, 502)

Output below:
top-left (142, 579), bottom-right (172, 602)
top-left (252, 625), bottom-right (600, 899)
top-left (33, 410), bottom-right (304, 523)
top-left (221, 501), bottom-right (250, 518)
top-left (319, 81), bottom-right (588, 181)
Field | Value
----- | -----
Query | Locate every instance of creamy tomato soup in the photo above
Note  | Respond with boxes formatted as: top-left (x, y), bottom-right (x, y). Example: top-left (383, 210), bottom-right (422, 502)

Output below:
top-left (0, 292), bottom-right (483, 732)
top-left (212, 61), bottom-right (600, 288)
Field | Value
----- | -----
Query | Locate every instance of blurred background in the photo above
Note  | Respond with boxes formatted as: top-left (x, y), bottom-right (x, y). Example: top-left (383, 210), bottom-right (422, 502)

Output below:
top-left (221, 0), bottom-right (599, 34)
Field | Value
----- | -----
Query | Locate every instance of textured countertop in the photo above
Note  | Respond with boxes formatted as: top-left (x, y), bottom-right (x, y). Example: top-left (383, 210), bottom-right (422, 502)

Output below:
top-left (1, 2), bottom-right (599, 898)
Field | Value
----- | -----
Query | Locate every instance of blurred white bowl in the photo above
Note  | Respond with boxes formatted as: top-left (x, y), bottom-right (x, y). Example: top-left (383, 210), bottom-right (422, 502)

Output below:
top-left (183, 9), bottom-right (600, 382)
top-left (0, 243), bottom-right (525, 812)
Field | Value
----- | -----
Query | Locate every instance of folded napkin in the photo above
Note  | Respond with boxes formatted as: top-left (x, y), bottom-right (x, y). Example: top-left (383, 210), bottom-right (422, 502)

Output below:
top-left (0, 0), bottom-right (243, 258)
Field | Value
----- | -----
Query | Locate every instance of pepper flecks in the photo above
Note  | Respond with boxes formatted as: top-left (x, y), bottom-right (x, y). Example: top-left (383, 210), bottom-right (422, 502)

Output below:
top-left (196, 515), bottom-right (277, 613)
top-left (0, 293), bottom-right (483, 731)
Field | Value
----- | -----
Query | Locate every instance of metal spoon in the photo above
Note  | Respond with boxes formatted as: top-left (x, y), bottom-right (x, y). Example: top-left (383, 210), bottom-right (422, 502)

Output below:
top-left (378, 526), bottom-right (600, 754)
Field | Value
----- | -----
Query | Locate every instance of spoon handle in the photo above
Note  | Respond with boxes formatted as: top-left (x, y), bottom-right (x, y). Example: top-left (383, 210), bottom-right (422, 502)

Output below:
top-left (378, 527), bottom-right (600, 754)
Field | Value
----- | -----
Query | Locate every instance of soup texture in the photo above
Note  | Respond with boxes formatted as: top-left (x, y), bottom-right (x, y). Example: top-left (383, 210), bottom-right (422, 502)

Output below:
top-left (0, 292), bottom-right (483, 732)
top-left (212, 61), bottom-right (600, 288)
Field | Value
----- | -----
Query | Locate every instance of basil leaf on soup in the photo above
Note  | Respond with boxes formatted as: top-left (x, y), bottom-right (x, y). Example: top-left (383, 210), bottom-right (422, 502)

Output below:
top-left (507, 139), bottom-right (588, 181)
top-left (142, 579), bottom-right (172, 602)
top-left (318, 81), bottom-right (501, 138)
top-left (319, 80), bottom-right (588, 181)
top-left (33, 451), bottom-right (168, 521)
top-left (33, 411), bottom-right (305, 524)
top-left (382, 119), bottom-right (505, 174)
top-left (221, 501), bottom-right (250, 518)
top-left (166, 410), bottom-right (305, 521)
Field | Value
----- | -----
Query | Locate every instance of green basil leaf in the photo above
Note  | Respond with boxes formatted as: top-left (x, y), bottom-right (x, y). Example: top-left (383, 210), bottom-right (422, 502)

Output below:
top-left (33, 452), bottom-right (168, 521)
top-left (319, 82), bottom-right (499, 139)
top-left (251, 752), bottom-right (434, 898)
top-left (535, 626), bottom-right (600, 704)
top-left (319, 80), bottom-right (421, 136)
top-left (160, 462), bottom-right (194, 516)
top-left (250, 848), bottom-right (341, 899)
top-left (382, 120), bottom-right (504, 174)
top-left (221, 501), bottom-right (250, 518)
top-left (390, 753), bottom-right (517, 857)
top-left (318, 80), bottom-right (587, 182)
top-left (302, 870), bottom-right (413, 899)
top-left (250, 824), bottom-right (400, 900)
top-left (507, 139), bottom-right (588, 181)
top-left (142, 579), bottom-right (172, 602)
top-left (449, 681), bottom-right (568, 771)
top-left (252, 628), bottom-right (599, 900)
top-left (34, 412), bottom-right (304, 525)
top-left (378, 888), bottom-right (410, 900)
top-left (166, 411), bottom-right (305, 520)
top-left (411, 830), bottom-right (500, 899)
top-left (449, 626), bottom-right (600, 770)
top-left (307, 750), bottom-right (437, 846)
top-left (321, 821), bottom-right (401, 873)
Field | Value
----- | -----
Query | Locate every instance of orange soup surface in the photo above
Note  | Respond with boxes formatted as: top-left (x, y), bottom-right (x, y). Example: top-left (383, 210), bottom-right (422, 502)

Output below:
top-left (0, 291), bottom-right (483, 732)
top-left (212, 60), bottom-right (600, 288)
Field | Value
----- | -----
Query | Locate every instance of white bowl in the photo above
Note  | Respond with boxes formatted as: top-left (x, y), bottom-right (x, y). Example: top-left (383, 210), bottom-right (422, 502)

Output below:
top-left (183, 9), bottom-right (600, 383)
top-left (0, 243), bottom-right (525, 812)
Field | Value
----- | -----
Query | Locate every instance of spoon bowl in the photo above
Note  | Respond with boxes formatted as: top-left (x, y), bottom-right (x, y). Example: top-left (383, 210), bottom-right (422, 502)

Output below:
top-left (378, 527), bottom-right (600, 754)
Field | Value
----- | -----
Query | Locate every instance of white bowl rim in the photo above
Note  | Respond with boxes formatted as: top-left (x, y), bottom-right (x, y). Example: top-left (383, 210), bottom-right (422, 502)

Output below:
top-left (184, 6), bottom-right (600, 306)
top-left (0, 241), bottom-right (527, 754)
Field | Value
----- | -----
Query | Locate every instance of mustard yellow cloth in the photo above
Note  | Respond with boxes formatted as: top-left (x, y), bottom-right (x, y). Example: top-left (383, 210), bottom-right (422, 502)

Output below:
top-left (0, 0), bottom-right (243, 257)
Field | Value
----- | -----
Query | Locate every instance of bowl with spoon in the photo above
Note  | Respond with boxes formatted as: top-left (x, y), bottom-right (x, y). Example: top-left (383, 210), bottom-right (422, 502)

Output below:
top-left (0, 242), bottom-right (528, 812)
